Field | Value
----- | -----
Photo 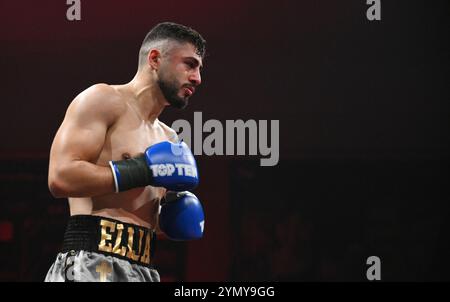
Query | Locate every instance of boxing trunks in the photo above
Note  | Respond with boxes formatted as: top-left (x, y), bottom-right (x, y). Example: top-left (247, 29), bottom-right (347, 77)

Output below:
top-left (45, 215), bottom-right (160, 282)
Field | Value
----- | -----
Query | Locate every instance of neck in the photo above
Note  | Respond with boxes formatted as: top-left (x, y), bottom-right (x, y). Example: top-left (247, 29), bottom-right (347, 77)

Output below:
top-left (124, 70), bottom-right (167, 123)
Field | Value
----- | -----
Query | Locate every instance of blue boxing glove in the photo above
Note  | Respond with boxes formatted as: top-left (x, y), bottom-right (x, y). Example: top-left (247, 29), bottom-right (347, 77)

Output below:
top-left (109, 141), bottom-right (199, 192)
top-left (159, 191), bottom-right (205, 241)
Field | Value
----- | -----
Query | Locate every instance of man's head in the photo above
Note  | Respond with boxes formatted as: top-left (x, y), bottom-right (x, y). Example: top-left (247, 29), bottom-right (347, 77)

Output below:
top-left (138, 22), bottom-right (206, 109)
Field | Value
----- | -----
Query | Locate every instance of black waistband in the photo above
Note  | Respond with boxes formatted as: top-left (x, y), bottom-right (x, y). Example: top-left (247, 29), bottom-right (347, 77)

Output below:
top-left (61, 215), bottom-right (156, 268)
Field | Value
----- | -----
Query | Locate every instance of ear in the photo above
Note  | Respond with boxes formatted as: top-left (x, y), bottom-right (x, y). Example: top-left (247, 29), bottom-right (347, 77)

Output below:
top-left (148, 49), bottom-right (161, 70)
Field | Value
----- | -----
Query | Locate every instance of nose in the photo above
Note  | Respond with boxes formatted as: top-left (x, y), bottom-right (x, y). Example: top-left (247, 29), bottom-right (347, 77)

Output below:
top-left (189, 69), bottom-right (201, 86)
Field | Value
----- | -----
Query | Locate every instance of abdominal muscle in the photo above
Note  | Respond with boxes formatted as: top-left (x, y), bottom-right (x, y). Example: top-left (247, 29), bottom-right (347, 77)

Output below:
top-left (68, 184), bottom-right (165, 229)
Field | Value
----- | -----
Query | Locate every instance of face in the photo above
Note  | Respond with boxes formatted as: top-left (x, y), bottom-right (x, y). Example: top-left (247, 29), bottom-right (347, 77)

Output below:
top-left (156, 43), bottom-right (203, 109)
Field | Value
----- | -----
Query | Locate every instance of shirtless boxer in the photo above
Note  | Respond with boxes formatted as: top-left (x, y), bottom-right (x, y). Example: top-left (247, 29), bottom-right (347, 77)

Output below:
top-left (45, 22), bottom-right (206, 282)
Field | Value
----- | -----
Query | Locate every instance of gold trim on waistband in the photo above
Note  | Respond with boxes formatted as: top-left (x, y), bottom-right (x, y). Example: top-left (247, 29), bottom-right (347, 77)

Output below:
top-left (97, 218), bottom-right (152, 265)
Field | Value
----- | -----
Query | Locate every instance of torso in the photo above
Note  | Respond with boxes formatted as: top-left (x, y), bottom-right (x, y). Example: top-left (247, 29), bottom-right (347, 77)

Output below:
top-left (68, 85), bottom-right (176, 230)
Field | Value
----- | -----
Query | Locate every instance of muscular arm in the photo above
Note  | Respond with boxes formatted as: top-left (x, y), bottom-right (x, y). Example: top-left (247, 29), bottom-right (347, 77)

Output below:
top-left (48, 84), bottom-right (124, 198)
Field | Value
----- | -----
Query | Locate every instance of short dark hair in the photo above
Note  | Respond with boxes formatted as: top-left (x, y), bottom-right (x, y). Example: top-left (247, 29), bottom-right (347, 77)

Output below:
top-left (139, 22), bottom-right (206, 67)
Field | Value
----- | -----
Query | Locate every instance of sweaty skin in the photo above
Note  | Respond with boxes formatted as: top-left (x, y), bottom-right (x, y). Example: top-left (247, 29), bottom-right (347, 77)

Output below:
top-left (48, 42), bottom-right (202, 230)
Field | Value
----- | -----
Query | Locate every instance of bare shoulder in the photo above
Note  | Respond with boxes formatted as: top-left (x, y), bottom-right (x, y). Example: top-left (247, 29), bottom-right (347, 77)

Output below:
top-left (67, 83), bottom-right (126, 124)
top-left (74, 83), bottom-right (125, 110)
top-left (157, 120), bottom-right (179, 142)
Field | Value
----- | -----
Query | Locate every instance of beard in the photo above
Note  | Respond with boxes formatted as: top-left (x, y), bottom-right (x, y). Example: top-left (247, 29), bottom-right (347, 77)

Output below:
top-left (157, 69), bottom-right (189, 109)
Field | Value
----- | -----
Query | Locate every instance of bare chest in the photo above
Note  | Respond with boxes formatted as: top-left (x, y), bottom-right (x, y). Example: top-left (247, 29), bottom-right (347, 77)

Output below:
top-left (97, 111), bottom-right (170, 164)
top-left (87, 109), bottom-right (170, 226)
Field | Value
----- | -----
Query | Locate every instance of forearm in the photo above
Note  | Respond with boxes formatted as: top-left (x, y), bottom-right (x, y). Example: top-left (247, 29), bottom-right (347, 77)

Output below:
top-left (49, 160), bottom-right (115, 198)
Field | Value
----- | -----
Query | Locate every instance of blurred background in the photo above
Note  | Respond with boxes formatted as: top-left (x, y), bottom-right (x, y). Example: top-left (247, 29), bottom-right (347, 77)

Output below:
top-left (0, 0), bottom-right (449, 281)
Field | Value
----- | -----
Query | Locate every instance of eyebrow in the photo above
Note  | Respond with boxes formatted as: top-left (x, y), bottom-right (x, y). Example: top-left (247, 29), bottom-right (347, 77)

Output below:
top-left (185, 57), bottom-right (203, 69)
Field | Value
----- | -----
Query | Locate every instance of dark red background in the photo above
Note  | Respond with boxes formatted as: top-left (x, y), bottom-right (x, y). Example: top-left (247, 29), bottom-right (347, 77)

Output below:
top-left (0, 0), bottom-right (448, 281)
